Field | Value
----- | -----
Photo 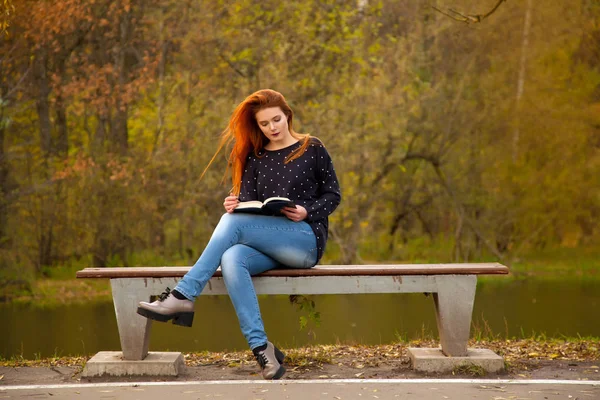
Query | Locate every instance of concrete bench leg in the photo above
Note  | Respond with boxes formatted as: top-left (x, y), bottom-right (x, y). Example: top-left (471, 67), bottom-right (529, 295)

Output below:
top-left (82, 278), bottom-right (185, 377)
top-left (109, 277), bottom-right (182, 360)
top-left (110, 278), bottom-right (155, 360)
top-left (432, 275), bottom-right (476, 357)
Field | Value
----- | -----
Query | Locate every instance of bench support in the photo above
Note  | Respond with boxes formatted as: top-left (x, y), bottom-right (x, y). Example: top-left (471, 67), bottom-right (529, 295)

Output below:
top-left (111, 277), bottom-right (181, 360)
top-left (108, 274), bottom-right (478, 361)
top-left (432, 275), bottom-right (477, 357)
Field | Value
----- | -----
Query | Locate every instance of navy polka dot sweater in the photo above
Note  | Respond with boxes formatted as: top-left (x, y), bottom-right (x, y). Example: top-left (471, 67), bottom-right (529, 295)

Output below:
top-left (238, 138), bottom-right (341, 262)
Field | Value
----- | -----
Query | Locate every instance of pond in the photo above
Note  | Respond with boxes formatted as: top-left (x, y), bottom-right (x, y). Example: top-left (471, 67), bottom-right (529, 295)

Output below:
top-left (2, 277), bottom-right (599, 359)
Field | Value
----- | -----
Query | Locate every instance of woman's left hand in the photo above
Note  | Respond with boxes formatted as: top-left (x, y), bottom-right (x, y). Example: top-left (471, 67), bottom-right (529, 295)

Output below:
top-left (281, 205), bottom-right (308, 222)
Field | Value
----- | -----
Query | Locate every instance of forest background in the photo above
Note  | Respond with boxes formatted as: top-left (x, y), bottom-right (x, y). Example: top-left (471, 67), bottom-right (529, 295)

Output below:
top-left (0, 0), bottom-right (599, 298)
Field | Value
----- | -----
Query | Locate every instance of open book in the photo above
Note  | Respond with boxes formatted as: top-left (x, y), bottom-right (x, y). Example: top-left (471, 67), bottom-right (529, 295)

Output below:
top-left (234, 197), bottom-right (296, 216)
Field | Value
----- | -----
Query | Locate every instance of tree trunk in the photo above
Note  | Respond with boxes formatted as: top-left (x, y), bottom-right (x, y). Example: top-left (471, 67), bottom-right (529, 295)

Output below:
top-left (34, 50), bottom-right (52, 157)
top-left (55, 88), bottom-right (68, 156)
top-left (112, 8), bottom-right (133, 156)
top-left (0, 117), bottom-right (8, 249)
top-left (113, 106), bottom-right (128, 155)
top-left (152, 11), bottom-right (169, 156)
top-left (38, 201), bottom-right (54, 273)
top-left (513, 0), bottom-right (533, 162)
top-left (93, 113), bottom-right (108, 155)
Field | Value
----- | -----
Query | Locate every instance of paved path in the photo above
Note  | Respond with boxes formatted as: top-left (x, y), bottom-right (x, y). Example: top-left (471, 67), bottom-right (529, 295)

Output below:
top-left (2, 379), bottom-right (599, 400)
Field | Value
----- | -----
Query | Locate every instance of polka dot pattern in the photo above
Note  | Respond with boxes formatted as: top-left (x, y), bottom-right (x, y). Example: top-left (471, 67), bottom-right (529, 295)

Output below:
top-left (238, 138), bottom-right (341, 262)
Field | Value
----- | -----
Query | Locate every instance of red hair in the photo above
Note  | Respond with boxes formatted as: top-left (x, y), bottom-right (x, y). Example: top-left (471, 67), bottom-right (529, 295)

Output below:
top-left (203, 89), bottom-right (311, 195)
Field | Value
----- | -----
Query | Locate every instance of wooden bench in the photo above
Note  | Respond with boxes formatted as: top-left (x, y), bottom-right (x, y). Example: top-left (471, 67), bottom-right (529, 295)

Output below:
top-left (76, 263), bottom-right (508, 365)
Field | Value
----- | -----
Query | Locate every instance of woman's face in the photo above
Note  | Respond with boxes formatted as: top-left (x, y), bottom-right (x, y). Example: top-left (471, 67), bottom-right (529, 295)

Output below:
top-left (255, 107), bottom-right (292, 148)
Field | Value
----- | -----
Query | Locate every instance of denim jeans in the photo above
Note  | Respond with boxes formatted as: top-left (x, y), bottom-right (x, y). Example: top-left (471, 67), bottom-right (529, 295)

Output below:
top-left (174, 213), bottom-right (318, 349)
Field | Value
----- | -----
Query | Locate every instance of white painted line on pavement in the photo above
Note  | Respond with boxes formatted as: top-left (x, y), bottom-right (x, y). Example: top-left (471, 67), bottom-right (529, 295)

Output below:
top-left (1, 378), bottom-right (599, 391)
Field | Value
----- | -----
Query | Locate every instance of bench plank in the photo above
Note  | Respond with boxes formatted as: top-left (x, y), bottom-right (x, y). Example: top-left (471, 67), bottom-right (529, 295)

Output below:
top-left (76, 263), bottom-right (508, 279)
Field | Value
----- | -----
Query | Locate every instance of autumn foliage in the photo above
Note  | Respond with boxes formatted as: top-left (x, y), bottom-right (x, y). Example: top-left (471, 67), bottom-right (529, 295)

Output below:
top-left (0, 0), bottom-right (599, 282)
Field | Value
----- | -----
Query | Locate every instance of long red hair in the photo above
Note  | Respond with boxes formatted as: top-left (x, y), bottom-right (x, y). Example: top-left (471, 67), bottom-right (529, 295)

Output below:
top-left (203, 89), bottom-right (311, 195)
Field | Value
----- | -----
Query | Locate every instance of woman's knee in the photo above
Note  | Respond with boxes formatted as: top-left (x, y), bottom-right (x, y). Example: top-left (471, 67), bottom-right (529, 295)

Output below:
top-left (221, 246), bottom-right (247, 277)
top-left (221, 246), bottom-right (239, 267)
top-left (217, 212), bottom-right (233, 228)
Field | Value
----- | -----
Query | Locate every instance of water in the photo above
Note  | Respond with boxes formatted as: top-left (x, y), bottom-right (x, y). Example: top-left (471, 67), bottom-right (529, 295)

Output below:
top-left (2, 278), bottom-right (599, 359)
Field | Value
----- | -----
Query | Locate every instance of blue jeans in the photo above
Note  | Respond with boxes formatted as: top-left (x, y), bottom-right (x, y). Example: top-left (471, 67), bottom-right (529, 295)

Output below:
top-left (174, 213), bottom-right (318, 349)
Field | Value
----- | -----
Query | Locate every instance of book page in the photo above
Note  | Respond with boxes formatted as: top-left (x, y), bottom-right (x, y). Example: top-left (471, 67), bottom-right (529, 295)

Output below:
top-left (263, 197), bottom-right (292, 205)
top-left (236, 200), bottom-right (263, 209)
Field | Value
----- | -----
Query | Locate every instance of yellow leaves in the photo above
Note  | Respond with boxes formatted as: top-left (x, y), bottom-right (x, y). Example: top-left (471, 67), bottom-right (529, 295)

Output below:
top-left (0, 0), bottom-right (15, 36)
top-left (488, 338), bottom-right (600, 363)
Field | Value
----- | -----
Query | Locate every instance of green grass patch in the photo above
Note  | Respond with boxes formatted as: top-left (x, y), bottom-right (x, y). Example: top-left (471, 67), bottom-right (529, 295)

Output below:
top-left (284, 346), bottom-right (333, 368)
top-left (452, 363), bottom-right (486, 377)
top-left (9, 279), bottom-right (111, 306)
top-left (509, 246), bottom-right (600, 278)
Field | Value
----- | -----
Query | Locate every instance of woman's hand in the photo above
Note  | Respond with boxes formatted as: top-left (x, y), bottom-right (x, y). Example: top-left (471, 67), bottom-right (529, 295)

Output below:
top-left (223, 194), bottom-right (239, 213)
top-left (281, 205), bottom-right (308, 222)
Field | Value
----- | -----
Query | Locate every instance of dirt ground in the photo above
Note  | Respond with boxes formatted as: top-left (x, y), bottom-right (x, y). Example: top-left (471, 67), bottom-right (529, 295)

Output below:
top-left (2, 343), bottom-right (599, 386)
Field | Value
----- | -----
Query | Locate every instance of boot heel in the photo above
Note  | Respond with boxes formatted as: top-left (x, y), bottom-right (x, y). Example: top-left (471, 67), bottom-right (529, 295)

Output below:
top-left (272, 365), bottom-right (286, 380)
top-left (172, 312), bottom-right (194, 327)
top-left (274, 347), bottom-right (285, 364)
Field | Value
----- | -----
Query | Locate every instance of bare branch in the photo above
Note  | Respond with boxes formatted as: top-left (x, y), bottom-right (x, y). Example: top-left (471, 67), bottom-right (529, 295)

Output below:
top-left (218, 52), bottom-right (247, 78)
top-left (404, 153), bottom-right (505, 261)
top-left (432, 0), bottom-right (507, 24)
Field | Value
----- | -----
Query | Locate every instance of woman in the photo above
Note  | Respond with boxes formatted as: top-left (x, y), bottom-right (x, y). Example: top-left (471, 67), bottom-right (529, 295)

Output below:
top-left (137, 89), bottom-right (341, 380)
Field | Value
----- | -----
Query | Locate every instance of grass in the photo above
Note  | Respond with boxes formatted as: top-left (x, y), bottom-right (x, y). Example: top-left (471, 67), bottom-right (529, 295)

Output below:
top-left (7, 279), bottom-right (111, 306)
top-left (508, 246), bottom-right (600, 278)
top-left (284, 346), bottom-right (334, 368)
top-left (452, 364), bottom-right (486, 377)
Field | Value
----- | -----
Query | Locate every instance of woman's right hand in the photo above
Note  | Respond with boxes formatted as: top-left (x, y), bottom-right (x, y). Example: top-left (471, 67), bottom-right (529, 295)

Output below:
top-left (223, 194), bottom-right (239, 213)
